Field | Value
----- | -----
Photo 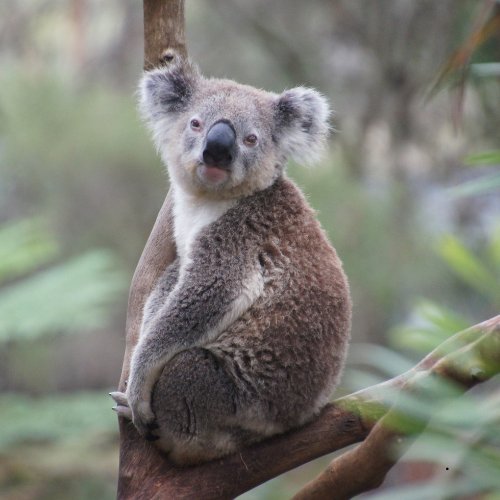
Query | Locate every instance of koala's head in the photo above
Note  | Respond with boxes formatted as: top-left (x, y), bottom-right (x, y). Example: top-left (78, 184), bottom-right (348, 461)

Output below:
top-left (139, 60), bottom-right (330, 199)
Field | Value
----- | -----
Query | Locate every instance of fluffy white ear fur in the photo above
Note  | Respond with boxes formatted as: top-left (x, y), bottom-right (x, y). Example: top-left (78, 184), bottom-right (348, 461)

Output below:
top-left (138, 61), bottom-right (200, 150)
top-left (275, 87), bottom-right (331, 165)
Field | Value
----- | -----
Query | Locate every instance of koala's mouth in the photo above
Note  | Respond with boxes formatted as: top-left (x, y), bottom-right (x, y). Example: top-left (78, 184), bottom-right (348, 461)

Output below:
top-left (197, 163), bottom-right (231, 186)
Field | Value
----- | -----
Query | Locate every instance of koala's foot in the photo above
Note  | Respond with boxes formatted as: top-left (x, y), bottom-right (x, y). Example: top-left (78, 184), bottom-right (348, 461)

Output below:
top-left (110, 391), bottom-right (160, 441)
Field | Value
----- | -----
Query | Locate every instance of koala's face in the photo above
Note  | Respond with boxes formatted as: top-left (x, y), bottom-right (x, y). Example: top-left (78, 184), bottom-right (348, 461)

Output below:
top-left (140, 61), bottom-right (330, 199)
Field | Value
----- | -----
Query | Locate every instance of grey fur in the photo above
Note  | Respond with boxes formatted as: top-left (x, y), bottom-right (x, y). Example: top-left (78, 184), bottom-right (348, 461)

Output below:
top-left (111, 61), bottom-right (351, 466)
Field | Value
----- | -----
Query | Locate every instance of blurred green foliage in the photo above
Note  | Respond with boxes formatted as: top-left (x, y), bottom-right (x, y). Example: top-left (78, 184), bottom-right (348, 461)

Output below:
top-left (0, 391), bottom-right (118, 451)
top-left (390, 299), bottom-right (470, 353)
top-left (0, 219), bottom-right (127, 342)
top-left (390, 224), bottom-right (500, 354)
top-left (1, 390), bottom-right (118, 500)
top-left (438, 232), bottom-right (500, 303)
top-left (0, 218), bottom-right (125, 499)
top-left (345, 341), bottom-right (500, 500)
top-left (346, 223), bottom-right (500, 500)
top-left (0, 219), bottom-right (58, 283)
top-left (448, 150), bottom-right (500, 199)
top-left (464, 151), bottom-right (500, 166)
top-left (0, 70), bottom-right (165, 266)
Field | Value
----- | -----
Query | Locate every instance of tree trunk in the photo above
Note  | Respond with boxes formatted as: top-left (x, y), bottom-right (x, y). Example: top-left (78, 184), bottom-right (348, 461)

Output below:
top-left (116, 1), bottom-right (185, 497)
top-left (143, 0), bottom-right (187, 71)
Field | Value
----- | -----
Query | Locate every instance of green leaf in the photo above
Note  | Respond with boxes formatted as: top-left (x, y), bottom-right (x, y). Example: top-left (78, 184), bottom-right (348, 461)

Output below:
top-left (389, 299), bottom-right (470, 353)
top-left (347, 343), bottom-right (414, 377)
top-left (415, 299), bottom-right (469, 333)
top-left (447, 173), bottom-right (500, 198)
top-left (389, 324), bottom-right (444, 353)
top-left (464, 150), bottom-right (500, 165)
top-left (488, 224), bottom-right (500, 272)
top-left (0, 250), bottom-right (128, 342)
top-left (0, 218), bottom-right (59, 283)
top-left (437, 234), bottom-right (499, 300)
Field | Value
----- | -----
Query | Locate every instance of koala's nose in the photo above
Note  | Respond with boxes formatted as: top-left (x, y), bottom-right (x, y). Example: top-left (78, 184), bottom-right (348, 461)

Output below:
top-left (203, 121), bottom-right (236, 169)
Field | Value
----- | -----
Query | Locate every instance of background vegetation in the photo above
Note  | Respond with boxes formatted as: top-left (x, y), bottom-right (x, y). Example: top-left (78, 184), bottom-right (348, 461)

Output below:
top-left (0, 0), bottom-right (499, 499)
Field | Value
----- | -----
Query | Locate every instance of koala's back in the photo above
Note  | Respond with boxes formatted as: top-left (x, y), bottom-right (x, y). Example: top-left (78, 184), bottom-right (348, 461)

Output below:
top-left (198, 175), bottom-right (351, 435)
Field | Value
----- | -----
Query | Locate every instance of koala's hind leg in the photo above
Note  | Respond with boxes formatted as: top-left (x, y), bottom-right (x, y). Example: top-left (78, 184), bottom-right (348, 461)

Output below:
top-left (152, 347), bottom-right (246, 466)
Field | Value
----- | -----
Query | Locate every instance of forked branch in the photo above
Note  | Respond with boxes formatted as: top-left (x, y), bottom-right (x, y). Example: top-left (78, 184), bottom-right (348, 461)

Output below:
top-left (292, 315), bottom-right (500, 500)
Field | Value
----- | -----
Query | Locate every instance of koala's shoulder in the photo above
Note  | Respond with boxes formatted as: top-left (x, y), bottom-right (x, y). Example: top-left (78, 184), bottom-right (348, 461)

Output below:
top-left (211, 175), bottom-right (319, 247)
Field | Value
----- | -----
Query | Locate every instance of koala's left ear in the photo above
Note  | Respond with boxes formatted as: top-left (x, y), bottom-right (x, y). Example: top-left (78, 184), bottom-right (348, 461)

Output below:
top-left (139, 59), bottom-right (200, 122)
top-left (274, 87), bottom-right (331, 165)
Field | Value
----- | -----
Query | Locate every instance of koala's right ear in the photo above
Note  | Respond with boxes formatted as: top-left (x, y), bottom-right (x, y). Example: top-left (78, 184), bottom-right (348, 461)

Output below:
top-left (274, 87), bottom-right (331, 165)
top-left (139, 60), bottom-right (200, 123)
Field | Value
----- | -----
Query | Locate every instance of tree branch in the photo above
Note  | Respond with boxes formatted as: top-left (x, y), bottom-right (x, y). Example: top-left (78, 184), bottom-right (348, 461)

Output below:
top-left (292, 315), bottom-right (500, 500)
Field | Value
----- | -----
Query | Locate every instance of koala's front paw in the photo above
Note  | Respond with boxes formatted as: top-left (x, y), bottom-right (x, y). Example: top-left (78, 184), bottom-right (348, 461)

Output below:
top-left (111, 391), bottom-right (159, 440)
top-left (121, 386), bottom-right (160, 441)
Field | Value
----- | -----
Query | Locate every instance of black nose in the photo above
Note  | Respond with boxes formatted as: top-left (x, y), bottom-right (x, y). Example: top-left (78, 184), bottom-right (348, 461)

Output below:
top-left (203, 121), bottom-right (236, 169)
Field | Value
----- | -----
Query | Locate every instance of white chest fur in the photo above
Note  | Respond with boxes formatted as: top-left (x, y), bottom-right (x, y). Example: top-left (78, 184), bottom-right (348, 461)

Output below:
top-left (172, 186), bottom-right (236, 261)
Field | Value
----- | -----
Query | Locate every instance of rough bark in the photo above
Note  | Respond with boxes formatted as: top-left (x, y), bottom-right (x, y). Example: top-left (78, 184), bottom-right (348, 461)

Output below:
top-left (143, 0), bottom-right (187, 71)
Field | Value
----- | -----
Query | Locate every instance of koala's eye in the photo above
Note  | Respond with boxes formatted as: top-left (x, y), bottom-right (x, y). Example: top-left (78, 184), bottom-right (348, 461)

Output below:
top-left (244, 134), bottom-right (258, 146)
top-left (190, 119), bottom-right (202, 131)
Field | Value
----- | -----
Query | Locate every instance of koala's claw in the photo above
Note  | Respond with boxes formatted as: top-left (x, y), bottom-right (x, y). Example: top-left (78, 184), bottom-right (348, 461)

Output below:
top-left (112, 405), bottom-right (133, 420)
top-left (109, 391), bottom-right (129, 407)
top-left (115, 396), bottom-right (158, 441)
top-left (109, 391), bottom-right (133, 420)
top-left (110, 389), bottom-right (158, 439)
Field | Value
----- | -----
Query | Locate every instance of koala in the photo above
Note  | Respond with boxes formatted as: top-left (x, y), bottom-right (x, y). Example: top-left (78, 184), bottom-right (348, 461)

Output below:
top-left (110, 59), bottom-right (351, 466)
